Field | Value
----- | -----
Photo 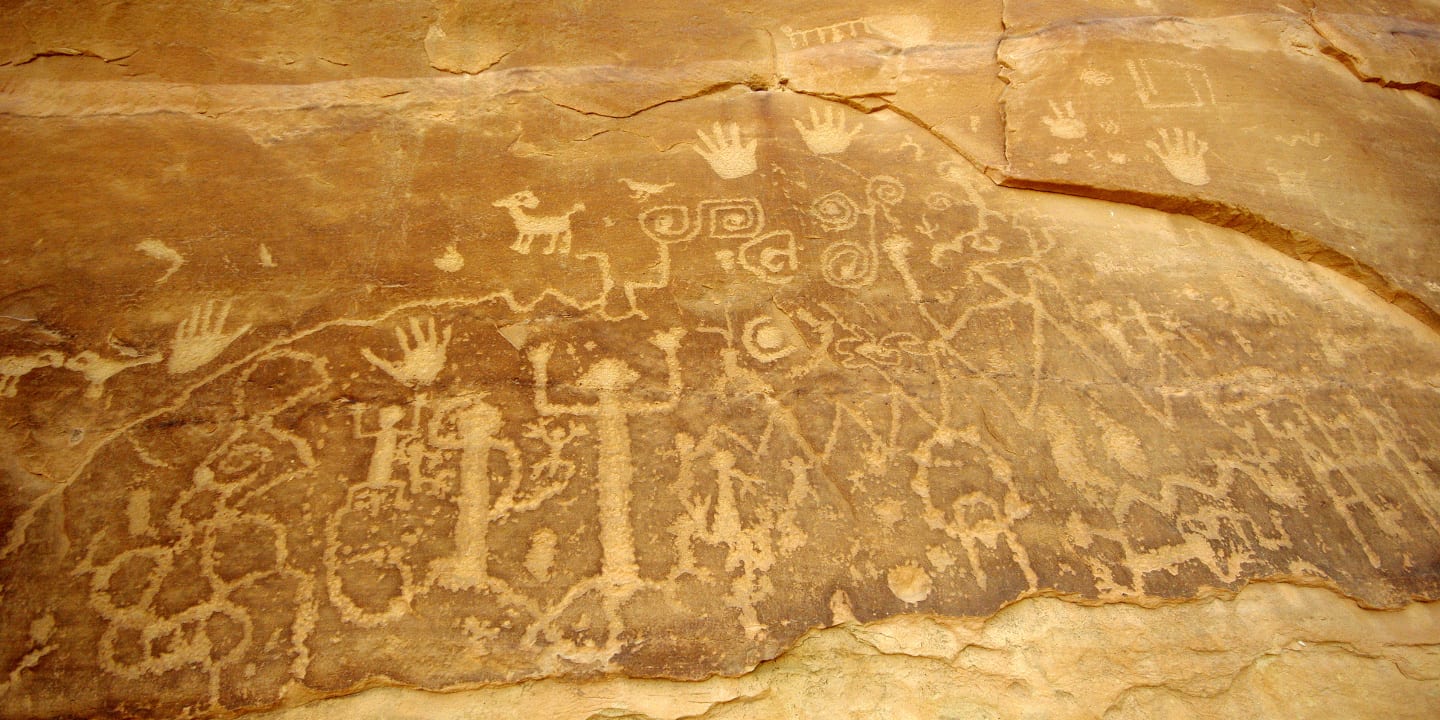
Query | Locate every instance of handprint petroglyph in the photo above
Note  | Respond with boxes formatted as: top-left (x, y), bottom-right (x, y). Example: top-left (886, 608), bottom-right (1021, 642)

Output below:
top-left (360, 316), bottom-right (452, 388)
top-left (1041, 100), bottom-right (1087, 139)
top-left (1146, 127), bottom-right (1211, 186)
top-left (794, 106), bottom-right (863, 155)
top-left (167, 299), bottom-right (252, 375)
top-left (693, 122), bottom-right (757, 179)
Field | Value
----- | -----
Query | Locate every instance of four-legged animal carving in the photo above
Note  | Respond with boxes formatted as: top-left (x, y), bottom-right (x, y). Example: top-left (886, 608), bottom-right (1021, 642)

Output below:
top-left (493, 190), bottom-right (585, 255)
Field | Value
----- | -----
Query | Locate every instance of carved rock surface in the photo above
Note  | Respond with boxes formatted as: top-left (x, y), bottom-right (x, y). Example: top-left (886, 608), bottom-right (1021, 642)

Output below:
top-left (1, 2), bottom-right (1438, 718)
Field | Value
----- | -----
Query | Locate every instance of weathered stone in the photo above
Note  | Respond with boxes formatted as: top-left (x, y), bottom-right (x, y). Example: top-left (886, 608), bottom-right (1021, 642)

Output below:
top-left (1, 2), bottom-right (1437, 719)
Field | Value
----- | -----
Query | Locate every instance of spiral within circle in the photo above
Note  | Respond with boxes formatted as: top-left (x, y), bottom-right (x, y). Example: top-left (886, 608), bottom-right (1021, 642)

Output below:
top-left (867, 175), bottom-right (906, 206)
top-left (821, 240), bottom-right (878, 289)
top-left (640, 206), bottom-right (692, 241)
top-left (706, 201), bottom-right (762, 238)
top-left (811, 191), bottom-right (859, 231)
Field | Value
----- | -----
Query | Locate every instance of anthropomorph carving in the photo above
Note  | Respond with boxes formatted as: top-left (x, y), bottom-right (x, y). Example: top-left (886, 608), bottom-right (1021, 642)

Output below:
top-left (527, 328), bottom-right (685, 583)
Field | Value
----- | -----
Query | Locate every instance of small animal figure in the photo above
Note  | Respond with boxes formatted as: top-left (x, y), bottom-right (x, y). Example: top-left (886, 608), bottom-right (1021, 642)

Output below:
top-left (619, 178), bottom-right (674, 202)
top-left (65, 351), bottom-right (162, 398)
top-left (0, 350), bottom-right (65, 397)
top-left (492, 190), bottom-right (586, 255)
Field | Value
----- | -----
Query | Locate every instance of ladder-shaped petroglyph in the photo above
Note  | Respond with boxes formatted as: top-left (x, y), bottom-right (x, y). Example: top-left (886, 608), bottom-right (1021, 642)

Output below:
top-left (780, 17), bottom-right (900, 49)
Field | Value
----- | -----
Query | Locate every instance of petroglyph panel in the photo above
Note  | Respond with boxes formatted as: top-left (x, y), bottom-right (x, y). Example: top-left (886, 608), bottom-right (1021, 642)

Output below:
top-left (2, 2), bottom-right (1440, 719)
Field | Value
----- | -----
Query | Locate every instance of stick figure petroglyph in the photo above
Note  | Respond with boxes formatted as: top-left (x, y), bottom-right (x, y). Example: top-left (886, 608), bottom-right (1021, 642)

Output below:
top-left (427, 393), bottom-right (521, 590)
top-left (794, 106), bottom-right (863, 155)
top-left (523, 416), bottom-right (589, 482)
top-left (167, 299), bottom-right (251, 375)
top-left (326, 402), bottom-right (423, 626)
top-left (1146, 128), bottom-right (1211, 186)
top-left (693, 122), bottom-right (758, 179)
top-left (0, 350), bottom-right (63, 397)
top-left (493, 190), bottom-right (586, 255)
top-left (527, 328), bottom-right (685, 583)
top-left (360, 316), bottom-right (452, 388)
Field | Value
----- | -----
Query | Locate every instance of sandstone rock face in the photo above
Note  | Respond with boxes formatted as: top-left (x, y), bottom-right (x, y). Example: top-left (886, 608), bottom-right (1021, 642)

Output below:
top-left (1, 2), bottom-right (1438, 719)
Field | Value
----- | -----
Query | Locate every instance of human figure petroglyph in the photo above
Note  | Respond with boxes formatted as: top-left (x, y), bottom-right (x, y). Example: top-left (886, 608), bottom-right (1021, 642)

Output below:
top-left (493, 189), bottom-right (585, 255)
top-left (527, 328), bottom-right (685, 583)
top-left (360, 316), bottom-right (452, 388)
top-left (693, 122), bottom-right (758, 179)
top-left (427, 393), bottom-right (514, 589)
top-left (0, 350), bottom-right (63, 397)
top-left (167, 299), bottom-right (251, 375)
top-left (1041, 100), bottom-right (1087, 139)
top-left (10, 91), bottom-right (1440, 718)
top-left (795, 106), bottom-right (863, 155)
top-left (1147, 127), bottom-right (1211, 186)
top-left (523, 416), bottom-right (589, 483)
top-left (425, 392), bottom-right (572, 592)
top-left (619, 178), bottom-right (674, 202)
top-left (325, 401), bottom-right (425, 626)
top-left (65, 349), bottom-right (163, 398)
